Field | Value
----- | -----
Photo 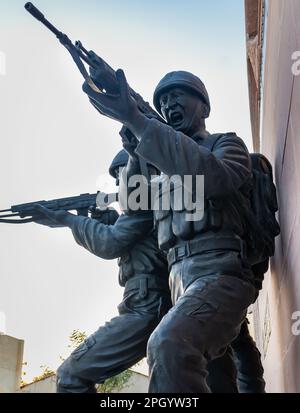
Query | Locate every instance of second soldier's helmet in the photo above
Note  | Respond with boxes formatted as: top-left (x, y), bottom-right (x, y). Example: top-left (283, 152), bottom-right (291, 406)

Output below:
top-left (153, 70), bottom-right (210, 118)
top-left (109, 149), bottom-right (129, 181)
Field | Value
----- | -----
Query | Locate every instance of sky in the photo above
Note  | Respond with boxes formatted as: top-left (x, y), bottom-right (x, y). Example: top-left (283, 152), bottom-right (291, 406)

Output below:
top-left (0, 0), bottom-right (252, 381)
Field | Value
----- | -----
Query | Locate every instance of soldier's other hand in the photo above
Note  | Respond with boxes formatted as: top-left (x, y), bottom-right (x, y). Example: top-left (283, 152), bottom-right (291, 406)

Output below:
top-left (76, 208), bottom-right (89, 217)
top-left (82, 69), bottom-right (139, 126)
top-left (32, 204), bottom-right (75, 228)
top-left (88, 205), bottom-right (102, 219)
top-left (89, 205), bottom-right (119, 225)
top-left (120, 126), bottom-right (139, 158)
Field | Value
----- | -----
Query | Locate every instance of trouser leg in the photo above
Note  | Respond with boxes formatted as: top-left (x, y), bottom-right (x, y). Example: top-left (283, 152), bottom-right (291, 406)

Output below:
top-left (147, 274), bottom-right (255, 393)
top-left (57, 285), bottom-right (171, 393)
top-left (207, 346), bottom-right (238, 393)
top-left (231, 319), bottom-right (265, 393)
top-left (57, 313), bottom-right (159, 393)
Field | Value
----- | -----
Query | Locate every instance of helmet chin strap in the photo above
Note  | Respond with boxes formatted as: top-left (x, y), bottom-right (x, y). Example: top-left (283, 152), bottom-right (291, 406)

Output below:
top-left (181, 106), bottom-right (204, 136)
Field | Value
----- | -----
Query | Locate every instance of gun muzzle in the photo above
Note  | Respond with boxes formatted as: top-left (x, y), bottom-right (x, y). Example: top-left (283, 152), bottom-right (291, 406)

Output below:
top-left (24, 2), bottom-right (45, 21)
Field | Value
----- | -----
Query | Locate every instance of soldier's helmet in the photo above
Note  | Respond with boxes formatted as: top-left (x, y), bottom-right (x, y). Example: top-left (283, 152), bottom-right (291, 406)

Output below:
top-left (109, 149), bottom-right (129, 180)
top-left (153, 70), bottom-right (210, 118)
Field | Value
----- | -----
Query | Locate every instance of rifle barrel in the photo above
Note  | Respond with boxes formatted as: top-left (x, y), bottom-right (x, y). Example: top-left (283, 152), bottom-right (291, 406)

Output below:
top-left (25, 3), bottom-right (61, 37)
top-left (25, 3), bottom-right (98, 70)
top-left (0, 217), bottom-right (35, 224)
top-left (24, 3), bottom-right (165, 123)
top-left (0, 213), bottom-right (20, 218)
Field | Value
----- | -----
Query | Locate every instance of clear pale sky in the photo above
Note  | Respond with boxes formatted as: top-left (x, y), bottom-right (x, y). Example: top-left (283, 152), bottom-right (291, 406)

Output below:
top-left (0, 0), bottom-right (252, 381)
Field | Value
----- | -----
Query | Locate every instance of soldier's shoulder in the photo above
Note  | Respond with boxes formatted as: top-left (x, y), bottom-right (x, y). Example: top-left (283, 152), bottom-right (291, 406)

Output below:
top-left (213, 132), bottom-right (248, 150)
top-left (215, 131), bottom-right (243, 142)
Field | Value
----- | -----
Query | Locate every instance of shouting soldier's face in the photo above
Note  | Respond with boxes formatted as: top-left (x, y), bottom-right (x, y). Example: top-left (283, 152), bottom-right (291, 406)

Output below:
top-left (159, 87), bottom-right (208, 136)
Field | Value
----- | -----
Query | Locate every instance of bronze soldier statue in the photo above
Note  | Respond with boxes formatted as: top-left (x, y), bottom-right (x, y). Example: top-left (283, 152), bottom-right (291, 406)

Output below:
top-left (81, 69), bottom-right (258, 392)
top-left (31, 149), bottom-right (240, 393)
top-left (32, 150), bottom-right (172, 393)
top-left (14, 4), bottom-right (279, 393)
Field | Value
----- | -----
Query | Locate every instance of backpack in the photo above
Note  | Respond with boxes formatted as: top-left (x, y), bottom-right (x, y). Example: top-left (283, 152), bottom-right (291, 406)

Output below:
top-left (206, 134), bottom-right (280, 282)
top-left (248, 153), bottom-right (280, 263)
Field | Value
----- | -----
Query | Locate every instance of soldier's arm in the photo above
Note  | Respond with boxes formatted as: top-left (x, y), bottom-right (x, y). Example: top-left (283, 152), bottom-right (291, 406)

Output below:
top-left (66, 212), bottom-right (153, 259)
top-left (81, 74), bottom-right (251, 197)
top-left (130, 118), bottom-right (251, 198)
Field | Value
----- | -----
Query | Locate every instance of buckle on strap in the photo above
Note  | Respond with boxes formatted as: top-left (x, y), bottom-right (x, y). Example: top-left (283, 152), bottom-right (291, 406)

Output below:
top-left (175, 245), bottom-right (187, 260)
top-left (139, 278), bottom-right (148, 299)
top-left (171, 243), bottom-right (191, 262)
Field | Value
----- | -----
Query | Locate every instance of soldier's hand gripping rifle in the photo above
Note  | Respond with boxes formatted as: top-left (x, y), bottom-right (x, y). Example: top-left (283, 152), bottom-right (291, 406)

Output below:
top-left (0, 192), bottom-right (118, 224)
top-left (24, 2), bottom-right (165, 139)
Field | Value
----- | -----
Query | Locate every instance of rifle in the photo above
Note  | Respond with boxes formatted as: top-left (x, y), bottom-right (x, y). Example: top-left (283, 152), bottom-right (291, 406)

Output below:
top-left (0, 192), bottom-right (118, 224)
top-left (24, 2), bottom-right (165, 127)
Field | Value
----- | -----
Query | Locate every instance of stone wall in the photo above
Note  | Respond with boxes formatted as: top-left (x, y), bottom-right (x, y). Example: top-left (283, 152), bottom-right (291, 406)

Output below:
top-left (0, 334), bottom-right (24, 393)
top-left (251, 0), bottom-right (300, 392)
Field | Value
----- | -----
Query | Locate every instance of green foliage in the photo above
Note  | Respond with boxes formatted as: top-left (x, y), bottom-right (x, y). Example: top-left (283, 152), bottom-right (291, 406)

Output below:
top-left (68, 329), bottom-right (88, 350)
top-left (20, 329), bottom-right (133, 392)
top-left (20, 361), bottom-right (28, 387)
top-left (69, 329), bottom-right (133, 393)
top-left (32, 365), bottom-right (55, 383)
top-left (97, 369), bottom-right (133, 393)
top-left (20, 362), bottom-right (55, 387)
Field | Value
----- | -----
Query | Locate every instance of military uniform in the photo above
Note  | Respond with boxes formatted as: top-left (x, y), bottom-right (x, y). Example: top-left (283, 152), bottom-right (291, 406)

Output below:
top-left (207, 260), bottom-right (267, 393)
top-left (80, 70), bottom-right (263, 393)
top-left (207, 318), bottom-right (265, 393)
top-left (56, 152), bottom-right (171, 393)
top-left (130, 72), bottom-right (257, 392)
top-left (231, 319), bottom-right (265, 393)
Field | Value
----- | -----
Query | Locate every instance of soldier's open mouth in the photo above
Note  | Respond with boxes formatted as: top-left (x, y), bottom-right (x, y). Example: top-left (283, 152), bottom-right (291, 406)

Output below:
top-left (170, 112), bottom-right (184, 126)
